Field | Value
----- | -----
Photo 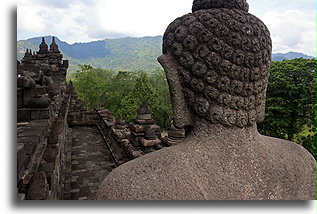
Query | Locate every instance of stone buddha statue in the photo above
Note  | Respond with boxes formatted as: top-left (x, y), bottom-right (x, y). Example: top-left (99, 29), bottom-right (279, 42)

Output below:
top-left (97, 0), bottom-right (315, 200)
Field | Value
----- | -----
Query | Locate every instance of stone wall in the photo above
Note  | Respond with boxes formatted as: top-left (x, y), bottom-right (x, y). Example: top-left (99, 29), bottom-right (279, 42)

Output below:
top-left (95, 108), bottom-right (138, 166)
top-left (41, 96), bottom-right (71, 200)
top-left (17, 37), bottom-right (74, 200)
top-left (17, 95), bottom-right (73, 200)
top-left (17, 120), bottom-right (51, 200)
top-left (94, 104), bottom-right (184, 166)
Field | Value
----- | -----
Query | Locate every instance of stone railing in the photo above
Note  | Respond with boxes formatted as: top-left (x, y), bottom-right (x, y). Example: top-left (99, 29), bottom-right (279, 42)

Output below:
top-left (17, 95), bottom-right (72, 200)
top-left (94, 106), bottom-right (184, 166)
top-left (17, 119), bottom-right (52, 200)
top-left (95, 108), bottom-right (139, 166)
top-left (67, 111), bottom-right (99, 127)
top-left (67, 95), bottom-right (99, 127)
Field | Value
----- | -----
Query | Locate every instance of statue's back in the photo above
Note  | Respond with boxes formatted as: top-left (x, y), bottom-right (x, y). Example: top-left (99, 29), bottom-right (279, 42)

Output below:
top-left (96, 0), bottom-right (316, 200)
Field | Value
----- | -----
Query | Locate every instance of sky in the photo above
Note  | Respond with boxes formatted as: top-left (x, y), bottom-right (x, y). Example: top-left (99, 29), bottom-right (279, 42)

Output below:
top-left (1, 1), bottom-right (316, 213)
top-left (17, 0), bottom-right (316, 56)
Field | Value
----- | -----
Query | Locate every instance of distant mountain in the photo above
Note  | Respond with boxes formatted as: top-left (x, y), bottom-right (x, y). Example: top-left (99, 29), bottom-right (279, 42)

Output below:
top-left (17, 36), bottom-right (163, 73)
top-left (272, 51), bottom-right (314, 61)
top-left (17, 36), bottom-right (315, 73)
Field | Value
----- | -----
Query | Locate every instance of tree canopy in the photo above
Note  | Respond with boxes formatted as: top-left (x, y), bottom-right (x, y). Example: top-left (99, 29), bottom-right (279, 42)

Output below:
top-left (71, 66), bottom-right (173, 130)
top-left (258, 58), bottom-right (316, 157)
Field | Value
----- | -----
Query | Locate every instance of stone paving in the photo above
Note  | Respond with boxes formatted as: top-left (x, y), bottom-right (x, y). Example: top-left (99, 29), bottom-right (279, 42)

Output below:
top-left (70, 126), bottom-right (115, 200)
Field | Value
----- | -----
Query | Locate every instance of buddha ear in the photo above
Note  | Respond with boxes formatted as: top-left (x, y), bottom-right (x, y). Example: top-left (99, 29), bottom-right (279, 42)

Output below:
top-left (256, 92), bottom-right (266, 122)
top-left (158, 54), bottom-right (193, 128)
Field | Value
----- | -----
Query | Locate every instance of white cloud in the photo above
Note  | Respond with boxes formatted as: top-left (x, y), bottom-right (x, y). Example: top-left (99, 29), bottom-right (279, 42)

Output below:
top-left (97, 0), bottom-right (192, 37)
top-left (17, 0), bottom-right (193, 43)
top-left (18, 0), bottom-right (99, 43)
top-left (261, 10), bottom-right (316, 56)
top-left (17, 0), bottom-right (316, 56)
top-left (17, 1), bottom-right (46, 33)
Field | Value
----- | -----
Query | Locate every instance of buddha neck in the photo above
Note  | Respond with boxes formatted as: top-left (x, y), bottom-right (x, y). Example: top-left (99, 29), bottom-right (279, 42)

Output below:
top-left (186, 117), bottom-right (260, 146)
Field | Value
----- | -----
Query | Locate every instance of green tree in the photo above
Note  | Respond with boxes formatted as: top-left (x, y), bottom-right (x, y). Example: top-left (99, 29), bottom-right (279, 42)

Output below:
top-left (70, 65), bottom-right (173, 130)
top-left (103, 71), bottom-right (138, 118)
top-left (258, 58), bottom-right (316, 157)
top-left (72, 65), bottom-right (113, 110)
top-left (120, 72), bottom-right (160, 123)
top-left (149, 69), bottom-right (173, 130)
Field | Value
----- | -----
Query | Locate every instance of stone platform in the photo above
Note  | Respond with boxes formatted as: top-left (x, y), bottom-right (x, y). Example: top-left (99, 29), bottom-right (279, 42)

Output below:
top-left (69, 126), bottom-right (115, 200)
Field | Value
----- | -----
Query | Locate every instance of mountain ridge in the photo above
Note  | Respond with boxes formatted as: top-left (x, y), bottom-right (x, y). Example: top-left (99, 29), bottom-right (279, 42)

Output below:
top-left (272, 51), bottom-right (314, 61)
top-left (17, 36), bottom-right (315, 73)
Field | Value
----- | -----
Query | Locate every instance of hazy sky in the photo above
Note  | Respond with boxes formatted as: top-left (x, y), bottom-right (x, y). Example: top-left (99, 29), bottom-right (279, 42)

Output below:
top-left (17, 0), bottom-right (316, 56)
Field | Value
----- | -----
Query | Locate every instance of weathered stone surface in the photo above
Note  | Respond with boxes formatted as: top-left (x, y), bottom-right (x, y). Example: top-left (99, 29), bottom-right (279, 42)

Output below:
top-left (97, 0), bottom-right (316, 200)
top-left (129, 102), bottom-right (162, 151)
top-left (140, 139), bottom-right (161, 148)
top-left (115, 115), bottom-right (126, 129)
top-left (135, 119), bottom-right (156, 125)
top-left (165, 123), bottom-right (186, 146)
top-left (31, 108), bottom-right (50, 120)
top-left (25, 96), bottom-right (50, 108)
top-left (104, 120), bottom-right (115, 128)
top-left (17, 109), bottom-right (31, 122)
top-left (17, 143), bottom-right (26, 176)
top-left (43, 147), bottom-right (58, 163)
top-left (112, 128), bottom-right (131, 142)
top-left (129, 123), bottom-right (144, 133)
top-left (17, 36), bottom-right (68, 123)
top-left (137, 102), bottom-right (151, 115)
top-left (17, 88), bottom-right (23, 109)
top-left (144, 126), bottom-right (156, 140)
top-left (17, 137), bottom-right (39, 156)
top-left (168, 127), bottom-right (185, 139)
top-left (39, 162), bottom-right (55, 174)
top-left (192, 0), bottom-right (249, 12)
top-left (17, 193), bottom-right (26, 200)
top-left (70, 127), bottom-right (114, 200)
top-left (27, 171), bottom-right (48, 200)
top-left (17, 38), bottom-right (78, 200)
top-left (97, 123), bottom-right (316, 200)
top-left (160, 7), bottom-right (271, 128)
top-left (98, 109), bottom-right (115, 123)
top-left (137, 114), bottom-right (152, 120)
top-left (28, 120), bottom-right (50, 132)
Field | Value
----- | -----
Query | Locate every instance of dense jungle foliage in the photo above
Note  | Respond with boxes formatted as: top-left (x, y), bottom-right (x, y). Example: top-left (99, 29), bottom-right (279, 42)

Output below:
top-left (70, 58), bottom-right (316, 158)
top-left (70, 65), bottom-right (173, 130)
top-left (257, 58), bottom-right (316, 158)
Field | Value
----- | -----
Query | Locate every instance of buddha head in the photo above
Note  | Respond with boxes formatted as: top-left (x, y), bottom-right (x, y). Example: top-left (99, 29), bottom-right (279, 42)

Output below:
top-left (158, 0), bottom-right (272, 129)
